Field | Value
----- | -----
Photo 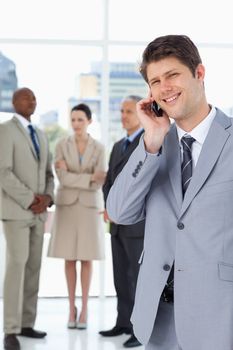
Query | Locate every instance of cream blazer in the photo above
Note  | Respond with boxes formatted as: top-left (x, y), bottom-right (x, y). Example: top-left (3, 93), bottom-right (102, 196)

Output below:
top-left (54, 135), bottom-right (106, 210)
top-left (0, 116), bottom-right (54, 221)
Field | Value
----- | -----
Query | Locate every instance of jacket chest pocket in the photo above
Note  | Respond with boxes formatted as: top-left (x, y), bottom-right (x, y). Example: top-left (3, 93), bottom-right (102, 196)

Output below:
top-left (202, 180), bottom-right (233, 197)
top-left (219, 262), bottom-right (233, 282)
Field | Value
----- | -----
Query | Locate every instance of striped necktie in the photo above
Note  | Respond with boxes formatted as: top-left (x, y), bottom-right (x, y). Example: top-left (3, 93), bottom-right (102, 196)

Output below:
top-left (163, 135), bottom-right (195, 296)
top-left (28, 124), bottom-right (40, 159)
top-left (163, 135), bottom-right (196, 297)
top-left (181, 135), bottom-right (195, 195)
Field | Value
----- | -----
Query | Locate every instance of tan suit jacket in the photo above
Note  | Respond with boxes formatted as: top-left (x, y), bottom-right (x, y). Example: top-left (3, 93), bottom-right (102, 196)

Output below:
top-left (0, 115), bottom-right (54, 334)
top-left (0, 116), bottom-right (54, 220)
top-left (48, 135), bottom-right (106, 260)
top-left (54, 134), bottom-right (105, 210)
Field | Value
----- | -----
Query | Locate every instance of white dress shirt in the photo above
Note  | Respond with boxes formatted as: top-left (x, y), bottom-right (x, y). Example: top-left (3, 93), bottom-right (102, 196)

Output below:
top-left (176, 106), bottom-right (216, 168)
top-left (14, 113), bottom-right (40, 146)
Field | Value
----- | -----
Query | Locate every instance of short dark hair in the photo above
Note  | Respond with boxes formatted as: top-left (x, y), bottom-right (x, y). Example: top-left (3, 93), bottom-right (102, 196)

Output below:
top-left (71, 103), bottom-right (92, 120)
top-left (140, 35), bottom-right (202, 82)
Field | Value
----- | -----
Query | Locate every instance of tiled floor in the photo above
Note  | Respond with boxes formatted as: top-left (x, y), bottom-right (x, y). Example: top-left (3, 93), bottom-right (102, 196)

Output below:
top-left (0, 297), bottom-right (144, 350)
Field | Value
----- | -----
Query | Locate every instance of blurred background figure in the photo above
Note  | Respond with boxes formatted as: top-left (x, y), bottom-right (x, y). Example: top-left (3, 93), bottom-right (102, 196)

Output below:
top-left (99, 96), bottom-right (145, 348)
top-left (0, 87), bottom-right (54, 350)
top-left (48, 103), bottom-right (106, 330)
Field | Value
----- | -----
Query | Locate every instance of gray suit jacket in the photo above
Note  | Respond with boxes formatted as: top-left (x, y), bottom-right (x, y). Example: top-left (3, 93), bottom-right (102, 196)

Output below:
top-left (107, 109), bottom-right (233, 349)
top-left (0, 116), bottom-right (54, 221)
top-left (103, 131), bottom-right (145, 237)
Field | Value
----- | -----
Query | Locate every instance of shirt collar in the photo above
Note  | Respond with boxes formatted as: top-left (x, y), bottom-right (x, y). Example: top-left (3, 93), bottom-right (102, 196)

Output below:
top-left (127, 127), bottom-right (143, 143)
top-left (14, 113), bottom-right (34, 129)
top-left (176, 106), bottom-right (216, 146)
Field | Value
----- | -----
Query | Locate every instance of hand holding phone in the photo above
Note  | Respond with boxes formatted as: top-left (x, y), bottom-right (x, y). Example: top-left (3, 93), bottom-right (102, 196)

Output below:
top-left (151, 101), bottom-right (163, 117)
top-left (136, 95), bottom-right (170, 153)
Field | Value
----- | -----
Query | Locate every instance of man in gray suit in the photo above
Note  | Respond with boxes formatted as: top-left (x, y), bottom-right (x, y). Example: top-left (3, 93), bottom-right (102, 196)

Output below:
top-left (106, 35), bottom-right (233, 350)
top-left (99, 96), bottom-right (144, 348)
top-left (0, 88), bottom-right (54, 350)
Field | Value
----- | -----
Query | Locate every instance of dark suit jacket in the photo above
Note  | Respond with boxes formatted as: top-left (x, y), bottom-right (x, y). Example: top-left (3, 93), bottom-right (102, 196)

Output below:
top-left (103, 130), bottom-right (145, 237)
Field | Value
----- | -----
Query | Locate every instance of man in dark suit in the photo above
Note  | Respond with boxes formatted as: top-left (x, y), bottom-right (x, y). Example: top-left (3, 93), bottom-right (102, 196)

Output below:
top-left (99, 95), bottom-right (145, 348)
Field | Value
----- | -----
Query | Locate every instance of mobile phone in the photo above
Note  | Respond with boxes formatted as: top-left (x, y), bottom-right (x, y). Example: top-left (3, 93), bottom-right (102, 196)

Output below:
top-left (151, 101), bottom-right (163, 117)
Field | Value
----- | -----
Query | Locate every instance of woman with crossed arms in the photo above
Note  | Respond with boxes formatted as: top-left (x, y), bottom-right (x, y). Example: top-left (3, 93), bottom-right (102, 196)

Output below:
top-left (48, 103), bottom-right (106, 329)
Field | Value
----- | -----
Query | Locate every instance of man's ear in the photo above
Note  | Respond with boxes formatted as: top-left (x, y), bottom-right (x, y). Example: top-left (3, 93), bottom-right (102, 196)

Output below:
top-left (195, 63), bottom-right (205, 81)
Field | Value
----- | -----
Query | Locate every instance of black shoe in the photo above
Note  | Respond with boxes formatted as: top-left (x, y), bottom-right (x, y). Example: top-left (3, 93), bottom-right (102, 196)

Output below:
top-left (99, 325), bottom-right (131, 337)
top-left (18, 327), bottom-right (47, 338)
top-left (123, 334), bottom-right (142, 348)
top-left (4, 334), bottom-right (20, 350)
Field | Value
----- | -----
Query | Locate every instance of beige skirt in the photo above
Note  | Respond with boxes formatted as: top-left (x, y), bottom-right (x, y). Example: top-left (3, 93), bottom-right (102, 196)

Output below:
top-left (47, 201), bottom-right (105, 260)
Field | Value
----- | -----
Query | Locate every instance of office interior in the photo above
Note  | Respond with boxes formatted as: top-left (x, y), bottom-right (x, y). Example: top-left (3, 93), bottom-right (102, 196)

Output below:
top-left (0, 0), bottom-right (233, 348)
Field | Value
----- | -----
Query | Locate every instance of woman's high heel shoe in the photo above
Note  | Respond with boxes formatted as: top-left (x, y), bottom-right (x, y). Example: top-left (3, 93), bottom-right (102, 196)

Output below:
top-left (77, 313), bottom-right (87, 330)
top-left (76, 321), bottom-right (87, 330)
top-left (67, 306), bottom-right (77, 329)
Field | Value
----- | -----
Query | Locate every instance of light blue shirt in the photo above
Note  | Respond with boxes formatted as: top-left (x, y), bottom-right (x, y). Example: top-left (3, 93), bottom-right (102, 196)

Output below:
top-left (126, 127), bottom-right (143, 143)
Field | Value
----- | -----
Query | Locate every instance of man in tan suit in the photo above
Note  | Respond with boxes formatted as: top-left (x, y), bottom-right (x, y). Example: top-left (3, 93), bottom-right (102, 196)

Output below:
top-left (0, 88), bottom-right (54, 350)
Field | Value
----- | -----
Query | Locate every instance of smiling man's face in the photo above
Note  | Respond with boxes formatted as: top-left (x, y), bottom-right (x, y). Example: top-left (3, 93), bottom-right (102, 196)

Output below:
top-left (147, 56), bottom-right (206, 129)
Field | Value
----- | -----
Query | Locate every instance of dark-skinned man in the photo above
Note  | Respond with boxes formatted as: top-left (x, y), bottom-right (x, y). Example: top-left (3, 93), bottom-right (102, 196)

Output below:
top-left (0, 87), bottom-right (54, 350)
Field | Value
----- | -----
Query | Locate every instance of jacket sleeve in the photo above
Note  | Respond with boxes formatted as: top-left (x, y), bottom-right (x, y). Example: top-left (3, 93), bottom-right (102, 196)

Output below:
top-left (107, 138), bottom-right (160, 225)
top-left (44, 134), bottom-right (55, 201)
top-left (55, 141), bottom-right (106, 191)
top-left (90, 143), bottom-right (107, 190)
top-left (0, 124), bottom-right (34, 209)
top-left (102, 145), bottom-right (115, 205)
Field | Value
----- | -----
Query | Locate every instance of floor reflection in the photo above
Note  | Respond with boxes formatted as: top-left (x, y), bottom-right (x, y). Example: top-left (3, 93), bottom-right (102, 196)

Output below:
top-left (0, 297), bottom-right (144, 350)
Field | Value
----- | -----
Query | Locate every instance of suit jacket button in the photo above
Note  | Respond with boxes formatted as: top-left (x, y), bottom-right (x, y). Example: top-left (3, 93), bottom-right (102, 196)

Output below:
top-left (163, 264), bottom-right (171, 271)
top-left (177, 222), bottom-right (184, 230)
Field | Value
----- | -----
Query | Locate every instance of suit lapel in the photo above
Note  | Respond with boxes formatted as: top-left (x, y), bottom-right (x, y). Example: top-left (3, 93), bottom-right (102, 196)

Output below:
top-left (180, 111), bottom-right (231, 217)
top-left (13, 117), bottom-right (39, 161)
top-left (69, 136), bottom-right (80, 170)
top-left (70, 135), bottom-right (96, 171)
top-left (166, 124), bottom-right (183, 210)
top-left (80, 135), bottom-right (95, 169)
top-left (35, 128), bottom-right (46, 162)
top-left (114, 131), bottom-right (144, 171)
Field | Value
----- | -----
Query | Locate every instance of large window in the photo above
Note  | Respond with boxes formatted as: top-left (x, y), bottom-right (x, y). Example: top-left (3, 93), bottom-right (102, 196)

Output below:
top-left (109, 0), bottom-right (233, 43)
top-left (1, 0), bottom-right (233, 297)
top-left (0, 0), bottom-right (104, 40)
top-left (0, 44), bottom-right (103, 130)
